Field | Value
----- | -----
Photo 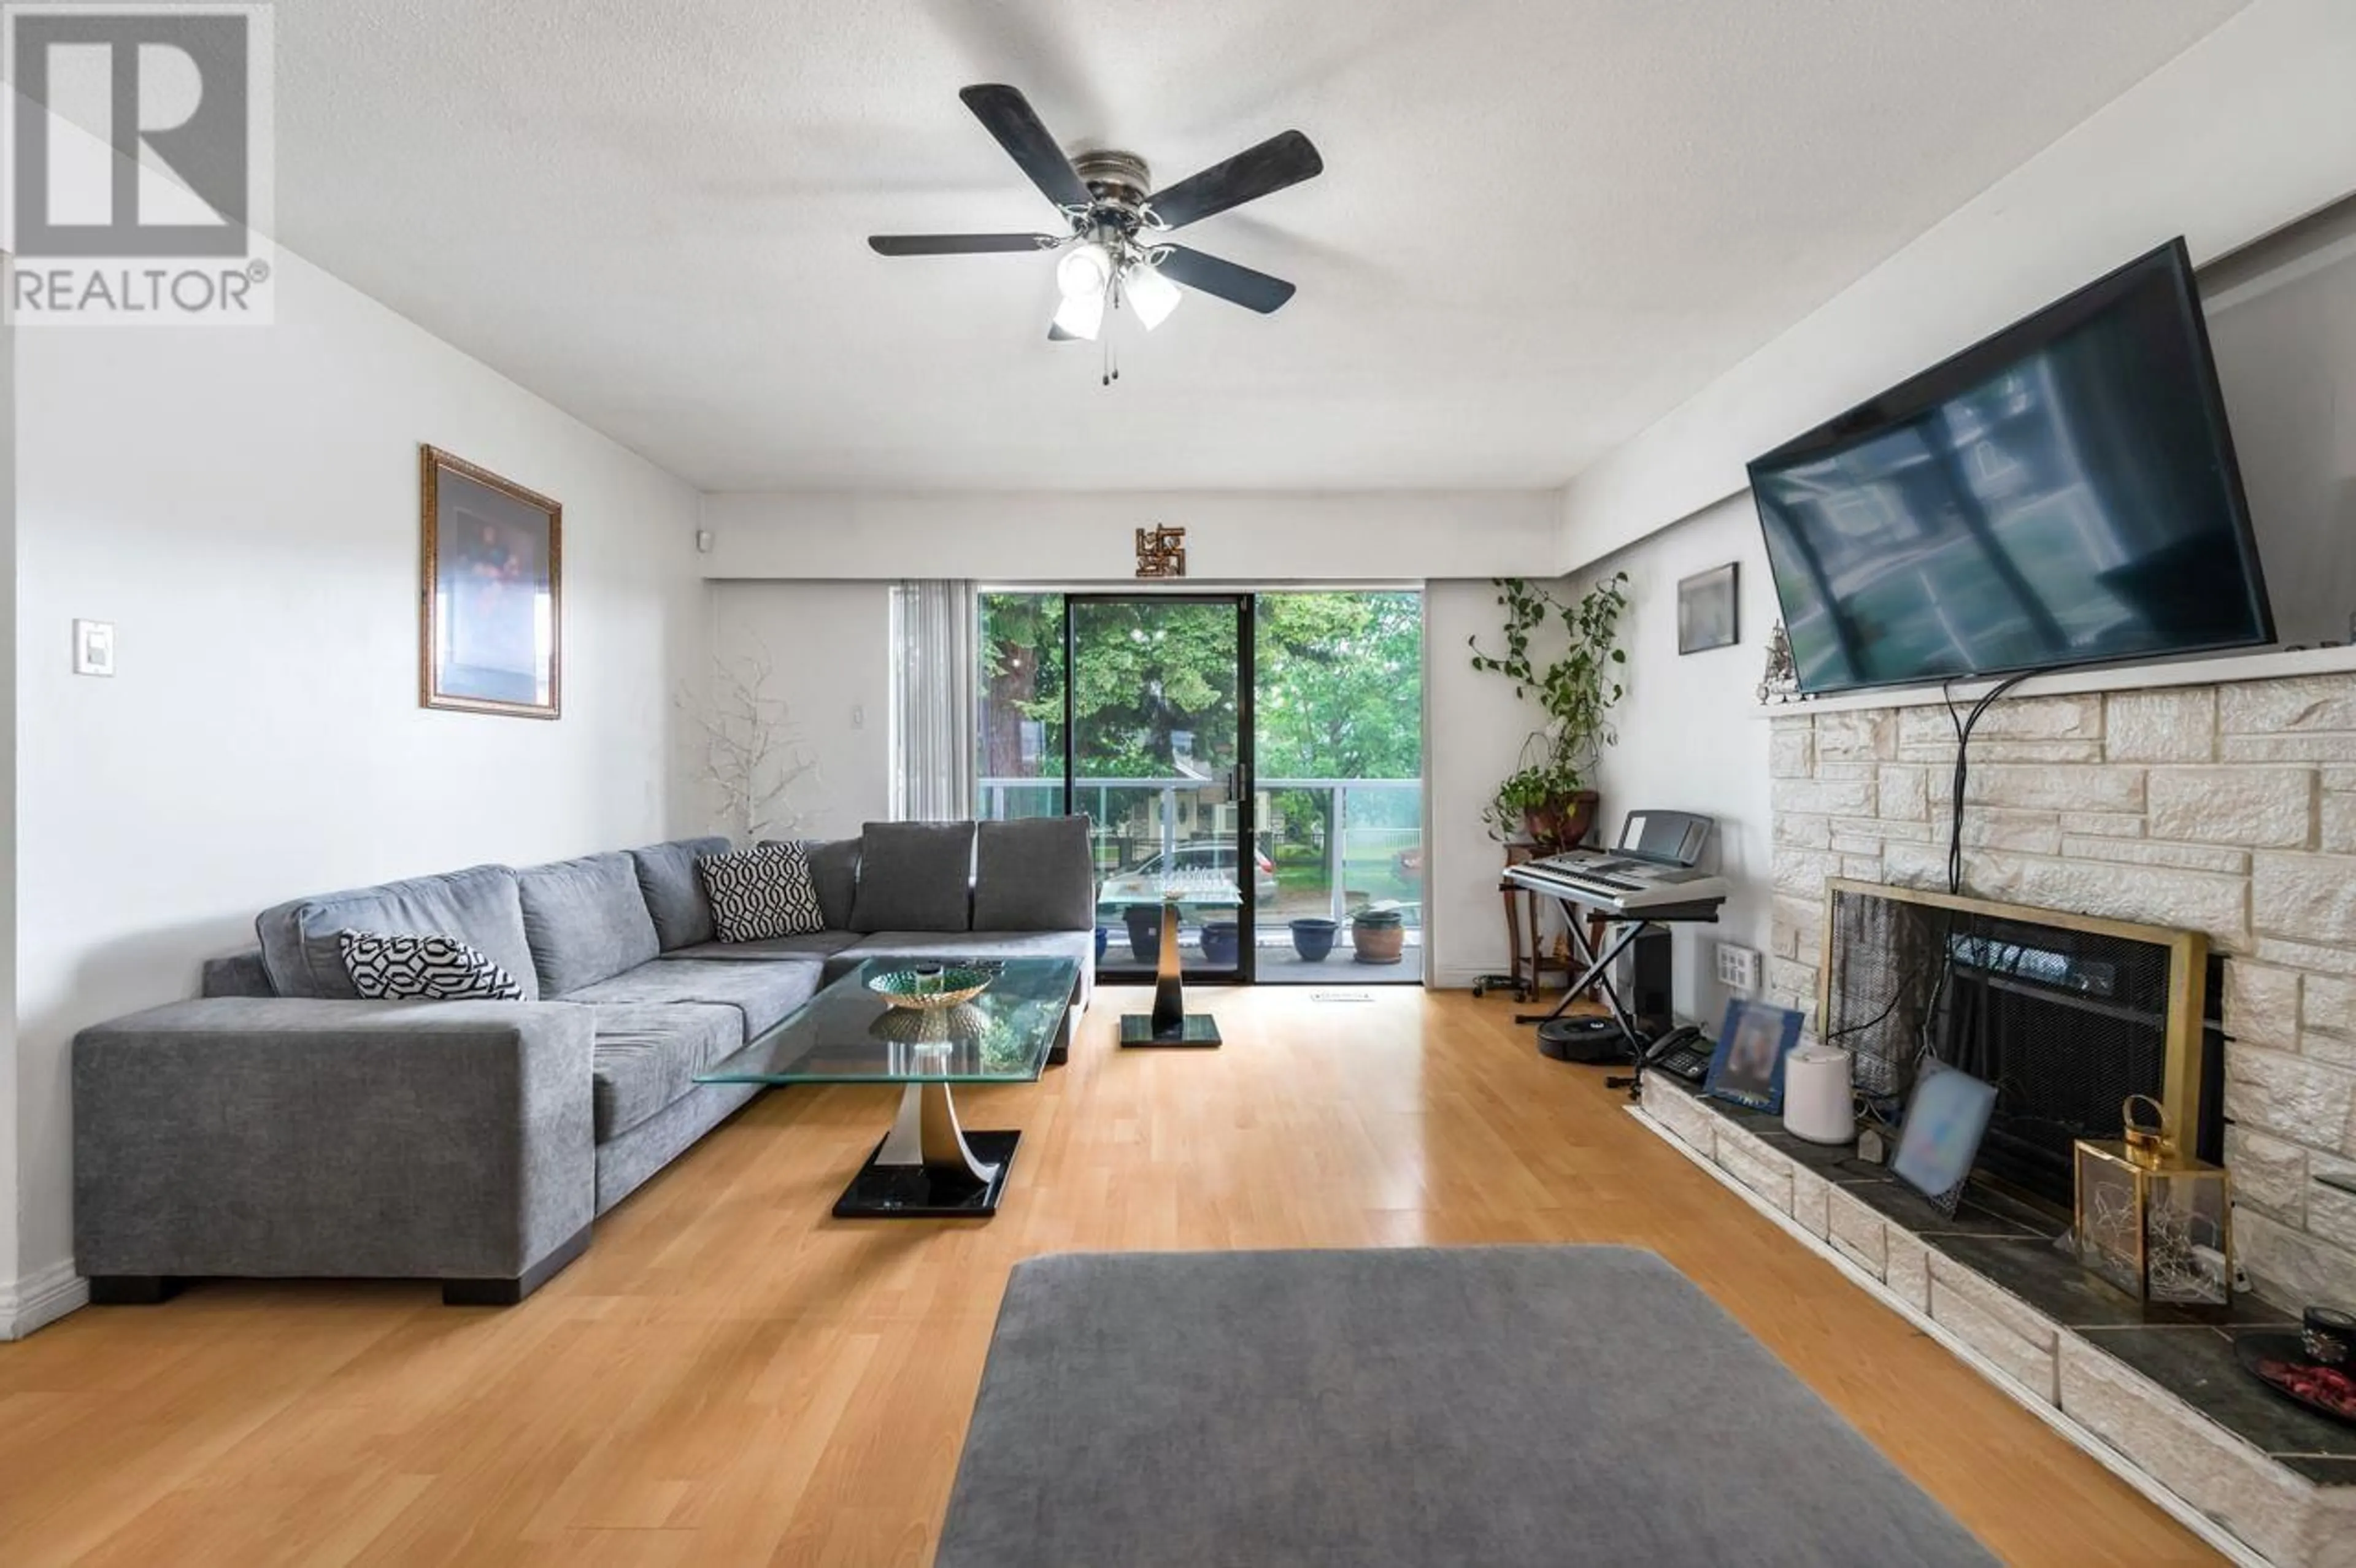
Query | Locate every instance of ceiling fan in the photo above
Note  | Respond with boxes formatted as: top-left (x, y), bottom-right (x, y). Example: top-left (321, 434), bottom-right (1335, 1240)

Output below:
top-left (868, 84), bottom-right (1323, 343)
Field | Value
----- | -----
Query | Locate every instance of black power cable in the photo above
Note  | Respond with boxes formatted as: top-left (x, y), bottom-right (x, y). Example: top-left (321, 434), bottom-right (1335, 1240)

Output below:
top-left (1944, 671), bottom-right (2037, 896)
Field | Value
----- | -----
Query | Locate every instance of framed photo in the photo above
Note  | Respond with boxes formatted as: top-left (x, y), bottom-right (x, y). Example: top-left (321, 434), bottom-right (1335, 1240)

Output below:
top-left (1892, 1061), bottom-right (2000, 1216)
top-left (420, 445), bottom-right (561, 719)
top-left (1677, 562), bottom-right (1739, 655)
top-left (1704, 998), bottom-right (1803, 1112)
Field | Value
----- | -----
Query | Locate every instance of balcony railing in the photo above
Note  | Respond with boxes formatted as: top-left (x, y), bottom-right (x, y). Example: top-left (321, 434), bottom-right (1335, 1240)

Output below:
top-left (978, 774), bottom-right (1422, 931)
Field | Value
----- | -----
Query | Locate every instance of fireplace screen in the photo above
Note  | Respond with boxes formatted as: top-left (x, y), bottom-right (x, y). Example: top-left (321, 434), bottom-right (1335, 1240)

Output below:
top-left (1820, 880), bottom-right (2219, 1210)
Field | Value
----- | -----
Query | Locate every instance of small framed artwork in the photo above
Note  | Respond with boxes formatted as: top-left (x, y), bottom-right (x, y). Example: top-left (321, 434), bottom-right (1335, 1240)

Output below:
top-left (1892, 1061), bottom-right (2000, 1216)
top-left (1677, 562), bottom-right (1739, 654)
top-left (420, 445), bottom-right (562, 719)
top-left (1704, 998), bottom-right (1803, 1113)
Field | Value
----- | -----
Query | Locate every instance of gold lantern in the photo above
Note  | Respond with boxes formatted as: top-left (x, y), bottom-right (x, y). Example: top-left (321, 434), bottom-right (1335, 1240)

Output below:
top-left (2073, 1094), bottom-right (2233, 1313)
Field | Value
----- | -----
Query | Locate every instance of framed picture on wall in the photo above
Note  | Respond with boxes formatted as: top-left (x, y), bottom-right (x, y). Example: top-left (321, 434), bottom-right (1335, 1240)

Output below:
top-left (420, 445), bottom-right (562, 719)
top-left (1677, 561), bottom-right (1739, 655)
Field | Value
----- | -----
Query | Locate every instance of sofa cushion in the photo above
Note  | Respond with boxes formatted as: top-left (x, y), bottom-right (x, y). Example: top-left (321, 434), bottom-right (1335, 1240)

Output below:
top-left (699, 841), bottom-right (825, 942)
top-left (517, 851), bottom-right (661, 995)
top-left (849, 821), bottom-right (974, 934)
top-left (834, 929), bottom-right (1094, 1010)
top-left (256, 864), bottom-right (539, 1001)
top-left (560, 958), bottom-right (823, 1043)
top-left (972, 815), bottom-right (1096, 931)
top-left (663, 931), bottom-right (861, 963)
top-left (801, 837), bottom-right (862, 929)
top-left (585, 1002), bottom-right (743, 1143)
top-left (629, 836), bottom-right (731, 950)
top-left (339, 931), bottom-right (527, 1001)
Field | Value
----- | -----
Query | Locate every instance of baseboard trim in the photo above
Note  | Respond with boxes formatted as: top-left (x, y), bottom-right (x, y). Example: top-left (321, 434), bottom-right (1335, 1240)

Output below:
top-left (1628, 1105), bottom-right (2272, 1568)
top-left (1, 1259), bottom-right (90, 1340)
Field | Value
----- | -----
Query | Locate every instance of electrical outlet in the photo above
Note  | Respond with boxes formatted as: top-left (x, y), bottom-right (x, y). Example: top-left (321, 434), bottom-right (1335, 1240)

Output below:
top-left (1715, 942), bottom-right (1760, 993)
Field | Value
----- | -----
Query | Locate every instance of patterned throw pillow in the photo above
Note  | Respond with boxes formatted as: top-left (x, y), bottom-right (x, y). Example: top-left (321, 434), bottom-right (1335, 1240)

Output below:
top-left (698, 840), bottom-right (826, 942)
top-left (339, 930), bottom-right (526, 1001)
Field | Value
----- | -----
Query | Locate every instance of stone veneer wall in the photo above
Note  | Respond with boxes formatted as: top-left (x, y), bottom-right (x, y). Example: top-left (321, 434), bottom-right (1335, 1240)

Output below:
top-left (1766, 673), bottom-right (2356, 1309)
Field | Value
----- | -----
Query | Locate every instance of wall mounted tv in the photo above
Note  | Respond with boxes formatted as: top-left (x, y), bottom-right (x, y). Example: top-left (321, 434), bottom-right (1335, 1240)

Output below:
top-left (1749, 239), bottom-right (2273, 696)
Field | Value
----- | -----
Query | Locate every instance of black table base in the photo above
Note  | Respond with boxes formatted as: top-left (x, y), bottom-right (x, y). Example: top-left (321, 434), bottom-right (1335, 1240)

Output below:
top-left (833, 1129), bottom-right (1021, 1218)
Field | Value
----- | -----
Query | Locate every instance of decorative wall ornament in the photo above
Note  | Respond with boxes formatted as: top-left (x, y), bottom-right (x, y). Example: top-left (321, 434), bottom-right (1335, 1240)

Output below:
top-left (1134, 525), bottom-right (1188, 578)
top-left (420, 445), bottom-right (562, 718)
top-left (676, 640), bottom-right (820, 840)
top-left (1756, 620), bottom-right (1799, 704)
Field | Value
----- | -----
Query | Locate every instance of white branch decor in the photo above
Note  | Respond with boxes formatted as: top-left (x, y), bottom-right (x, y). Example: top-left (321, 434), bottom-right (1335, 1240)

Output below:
top-left (678, 643), bottom-right (820, 842)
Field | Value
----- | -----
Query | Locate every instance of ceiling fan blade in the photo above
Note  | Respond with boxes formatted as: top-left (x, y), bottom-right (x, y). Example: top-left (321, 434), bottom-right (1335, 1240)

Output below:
top-left (869, 233), bottom-right (1056, 256)
top-left (959, 83), bottom-right (1093, 210)
top-left (1145, 130), bottom-right (1322, 230)
top-left (1153, 245), bottom-right (1297, 314)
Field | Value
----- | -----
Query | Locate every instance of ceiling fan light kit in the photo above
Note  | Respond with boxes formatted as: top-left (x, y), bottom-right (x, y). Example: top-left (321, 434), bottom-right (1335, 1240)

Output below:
top-left (868, 83), bottom-right (1322, 366)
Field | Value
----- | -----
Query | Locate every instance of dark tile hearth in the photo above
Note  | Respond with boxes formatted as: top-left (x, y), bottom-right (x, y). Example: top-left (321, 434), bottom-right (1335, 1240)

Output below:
top-left (1683, 1087), bottom-right (2348, 1488)
top-left (2077, 1323), bottom-right (2356, 1484)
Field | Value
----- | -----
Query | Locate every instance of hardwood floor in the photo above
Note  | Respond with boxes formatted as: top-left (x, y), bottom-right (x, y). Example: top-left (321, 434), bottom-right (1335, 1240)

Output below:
top-left (0, 988), bottom-right (2219, 1566)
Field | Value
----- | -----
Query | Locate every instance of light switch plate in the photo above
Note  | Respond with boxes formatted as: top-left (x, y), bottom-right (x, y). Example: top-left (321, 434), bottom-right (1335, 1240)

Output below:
top-left (72, 618), bottom-right (115, 677)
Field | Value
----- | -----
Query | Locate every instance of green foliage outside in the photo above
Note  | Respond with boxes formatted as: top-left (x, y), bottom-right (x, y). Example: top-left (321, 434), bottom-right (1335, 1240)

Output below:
top-left (978, 591), bottom-right (1423, 794)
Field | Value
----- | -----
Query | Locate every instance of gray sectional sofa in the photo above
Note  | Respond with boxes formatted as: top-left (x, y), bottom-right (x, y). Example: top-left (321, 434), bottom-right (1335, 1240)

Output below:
top-left (73, 817), bottom-right (1095, 1305)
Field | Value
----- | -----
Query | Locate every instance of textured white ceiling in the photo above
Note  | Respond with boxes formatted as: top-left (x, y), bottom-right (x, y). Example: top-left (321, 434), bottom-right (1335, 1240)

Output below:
top-left (275, 1), bottom-right (2250, 491)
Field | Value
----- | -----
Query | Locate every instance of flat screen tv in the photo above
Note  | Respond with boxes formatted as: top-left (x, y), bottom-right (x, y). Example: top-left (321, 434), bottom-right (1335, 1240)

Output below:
top-left (1749, 239), bottom-right (2273, 696)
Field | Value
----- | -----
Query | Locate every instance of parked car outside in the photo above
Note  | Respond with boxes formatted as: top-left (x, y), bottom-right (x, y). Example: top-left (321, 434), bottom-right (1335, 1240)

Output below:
top-left (1101, 843), bottom-right (1279, 909)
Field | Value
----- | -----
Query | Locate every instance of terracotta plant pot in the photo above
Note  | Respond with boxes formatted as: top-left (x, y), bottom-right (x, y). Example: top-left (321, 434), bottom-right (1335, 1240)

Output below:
top-left (1523, 789), bottom-right (1602, 851)
top-left (1351, 909), bottom-right (1407, 965)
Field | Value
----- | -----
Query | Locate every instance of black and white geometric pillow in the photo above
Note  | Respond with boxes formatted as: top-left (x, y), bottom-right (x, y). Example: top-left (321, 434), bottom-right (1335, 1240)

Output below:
top-left (339, 930), bottom-right (526, 1001)
top-left (698, 840), bottom-right (825, 942)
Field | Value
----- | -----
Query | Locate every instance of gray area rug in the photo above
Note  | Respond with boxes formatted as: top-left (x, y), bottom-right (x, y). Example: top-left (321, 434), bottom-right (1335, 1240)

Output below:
top-left (936, 1245), bottom-right (1994, 1567)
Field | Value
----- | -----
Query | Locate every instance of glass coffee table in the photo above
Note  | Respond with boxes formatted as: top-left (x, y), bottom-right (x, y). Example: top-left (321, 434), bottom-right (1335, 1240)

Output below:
top-left (696, 955), bottom-right (1079, 1220)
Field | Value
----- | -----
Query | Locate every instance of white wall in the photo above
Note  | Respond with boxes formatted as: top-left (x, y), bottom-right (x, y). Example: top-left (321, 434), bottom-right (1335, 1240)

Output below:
top-left (1423, 580), bottom-right (1549, 988)
top-left (1582, 500), bottom-right (1779, 1024)
top-left (2204, 211), bottom-right (2356, 647)
top-left (0, 283), bottom-right (17, 1316)
top-left (701, 491), bottom-right (1559, 582)
top-left (704, 581), bottom-right (892, 839)
top-left (1558, 0), bottom-right (2356, 567)
top-left (7, 247), bottom-right (704, 1324)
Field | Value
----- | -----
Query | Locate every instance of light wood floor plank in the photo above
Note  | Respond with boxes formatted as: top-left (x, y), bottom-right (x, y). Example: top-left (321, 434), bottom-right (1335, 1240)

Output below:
top-left (0, 988), bottom-right (2218, 1565)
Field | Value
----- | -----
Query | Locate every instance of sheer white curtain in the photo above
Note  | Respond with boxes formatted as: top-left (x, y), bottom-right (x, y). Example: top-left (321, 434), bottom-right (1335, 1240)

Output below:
top-left (888, 580), bottom-right (979, 820)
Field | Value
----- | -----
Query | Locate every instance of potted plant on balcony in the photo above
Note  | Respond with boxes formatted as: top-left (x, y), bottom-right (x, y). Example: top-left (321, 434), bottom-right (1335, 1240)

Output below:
top-left (1122, 902), bottom-right (1164, 964)
top-left (1468, 572), bottom-right (1630, 851)
top-left (1288, 917), bottom-right (1339, 963)
top-left (1350, 905), bottom-right (1406, 964)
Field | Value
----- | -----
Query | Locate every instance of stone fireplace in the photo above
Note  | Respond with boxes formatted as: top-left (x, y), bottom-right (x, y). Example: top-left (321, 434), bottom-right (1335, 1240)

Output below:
top-left (1768, 671), bottom-right (2356, 1311)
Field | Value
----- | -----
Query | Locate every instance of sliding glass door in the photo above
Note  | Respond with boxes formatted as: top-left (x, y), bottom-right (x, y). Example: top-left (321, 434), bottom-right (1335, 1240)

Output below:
top-left (1066, 595), bottom-right (1254, 983)
top-left (975, 588), bottom-right (1423, 985)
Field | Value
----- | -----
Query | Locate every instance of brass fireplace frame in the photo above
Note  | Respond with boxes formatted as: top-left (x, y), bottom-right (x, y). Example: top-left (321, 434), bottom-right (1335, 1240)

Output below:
top-left (1816, 878), bottom-right (2212, 1151)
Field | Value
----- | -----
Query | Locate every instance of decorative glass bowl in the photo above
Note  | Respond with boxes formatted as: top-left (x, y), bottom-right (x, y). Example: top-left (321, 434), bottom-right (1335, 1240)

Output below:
top-left (866, 966), bottom-right (996, 1011)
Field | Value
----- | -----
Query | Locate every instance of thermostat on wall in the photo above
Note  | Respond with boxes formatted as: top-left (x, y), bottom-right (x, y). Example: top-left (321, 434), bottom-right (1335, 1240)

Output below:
top-left (73, 618), bottom-right (115, 677)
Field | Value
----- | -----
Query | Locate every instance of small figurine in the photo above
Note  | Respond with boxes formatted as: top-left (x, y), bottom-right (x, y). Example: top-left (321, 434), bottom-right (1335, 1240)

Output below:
top-left (1757, 620), bottom-right (1798, 704)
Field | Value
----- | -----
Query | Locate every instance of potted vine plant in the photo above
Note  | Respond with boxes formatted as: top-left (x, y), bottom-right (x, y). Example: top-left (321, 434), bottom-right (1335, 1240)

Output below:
top-left (1468, 572), bottom-right (1631, 851)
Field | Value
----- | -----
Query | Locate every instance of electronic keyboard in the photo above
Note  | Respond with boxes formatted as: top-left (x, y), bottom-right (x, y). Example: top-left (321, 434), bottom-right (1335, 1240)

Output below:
top-left (1505, 849), bottom-right (1730, 915)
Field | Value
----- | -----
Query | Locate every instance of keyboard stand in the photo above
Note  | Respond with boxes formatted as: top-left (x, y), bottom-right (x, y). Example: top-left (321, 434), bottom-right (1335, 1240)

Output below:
top-left (1512, 896), bottom-right (1725, 1066)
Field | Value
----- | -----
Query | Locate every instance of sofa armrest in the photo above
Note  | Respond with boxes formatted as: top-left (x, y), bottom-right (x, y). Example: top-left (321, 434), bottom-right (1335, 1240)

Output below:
top-left (74, 998), bottom-right (594, 1286)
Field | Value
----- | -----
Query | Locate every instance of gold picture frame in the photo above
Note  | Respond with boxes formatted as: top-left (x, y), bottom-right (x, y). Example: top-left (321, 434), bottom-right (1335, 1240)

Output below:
top-left (420, 445), bottom-right (562, 719)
